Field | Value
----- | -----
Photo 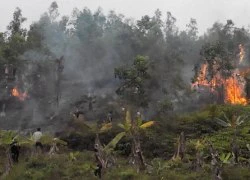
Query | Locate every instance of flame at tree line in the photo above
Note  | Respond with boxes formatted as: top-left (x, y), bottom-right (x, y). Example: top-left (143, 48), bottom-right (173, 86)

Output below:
top-left (192, 44), bottom-right (248, 105)
top-left (11, 87), bottom-right (28, 101)
top-left (225, 76), bottom-right (247, 105)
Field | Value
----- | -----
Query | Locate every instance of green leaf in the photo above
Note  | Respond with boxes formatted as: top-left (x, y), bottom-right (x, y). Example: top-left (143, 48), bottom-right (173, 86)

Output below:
top-left (99, 123), bottom-right (112, 133)
top-left (215, 118), bottom-right (230, 127)
top-left (236, 115), bottom-right (248, 126)
top-left (125, 110), bottom-right (132, 127)
top-left (225, 152), bottom-right (231, 160)
top-left (222, 112), bottom-right (230, 123)
top-left (104, 132), bottom-right (126, 153)
top-left (118, 123), bottom-right (126, 130)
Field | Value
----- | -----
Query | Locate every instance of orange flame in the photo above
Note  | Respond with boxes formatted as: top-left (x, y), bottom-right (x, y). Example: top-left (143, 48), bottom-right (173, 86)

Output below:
top-left (224, 76), bottom-right (247, 105)
top-left (197, 63), bottom-right (208, 85)
top-left (11, 87), bottom-right (28, 101)
top-left (239, 44), bottom-right (245, 64)
top-left (192, 62), bottom-right (247, 105)
top-left (192, 63), bottom-right (210, 89)
top-left (192, 63), bottom-right (222, 92)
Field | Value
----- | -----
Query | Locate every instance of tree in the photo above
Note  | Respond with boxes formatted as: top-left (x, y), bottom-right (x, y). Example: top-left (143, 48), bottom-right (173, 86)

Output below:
top-left (74, 7), bottom-right (105, 44)
top-left (7, 7), bottom-right (27, 37)
top-left (3, 7), bottom-right (27, 65)
top-left (115, 55), bottom-right (151, 108)
top-left (48, 1), bottom-right (59, 22)
top-left (186, 18), bottom-right (198, 41)
top-left (0, 33), bottom-right (7, 67)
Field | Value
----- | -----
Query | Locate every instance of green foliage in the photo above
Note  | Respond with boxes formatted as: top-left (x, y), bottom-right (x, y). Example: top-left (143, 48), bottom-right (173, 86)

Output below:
top-left (222, 166), bottom-right (250, 180)
top-left (115, 55), bottom-right (151, 107)
top-left (215, 112), bottom-right (248, 129)
top-left (39, 134), bottom-right (67, 146)
top-left (0, 130), bottom-right (18, 146)
top-left (158, 99), bottom-right (173, 114)
top-left (219, 153), bottom-right (231, 164)
top-left (2, 105), bottom-right (250, 179)
top-left (151, 158), bottom-right (170, 175)
top-left (104, 132), bottom-right (126, 154)
top-left (69, 151), bottom-right (80, 161)
top-left (7, 7), bottom-right (27, 36)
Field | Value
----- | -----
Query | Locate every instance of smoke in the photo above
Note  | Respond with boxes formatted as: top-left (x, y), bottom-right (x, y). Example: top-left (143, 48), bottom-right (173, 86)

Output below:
top-left (6, 8), bottom-right (132, 130)
top-left (9, 4), bottom-right (250, 130)
top-left (17, 7), bottom-right (190, 129)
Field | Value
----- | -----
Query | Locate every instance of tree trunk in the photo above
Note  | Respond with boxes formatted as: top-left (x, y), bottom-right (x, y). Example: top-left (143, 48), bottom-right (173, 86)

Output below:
top-left (131, 136), bottom-right (146, 172)
top-left (172, 132), bottom-right (186, 160)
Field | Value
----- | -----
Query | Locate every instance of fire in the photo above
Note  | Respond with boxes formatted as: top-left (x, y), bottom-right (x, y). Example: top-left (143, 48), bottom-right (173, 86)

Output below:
top-left (192, 43), bottom-right (249, 105)
top-left (192, 63), bottom-right (222, 92)
top-left (239, 44), bottom-right (245, 64)
top-left (224, 75), bottom-right (247, 105)
top-left (192, 64), bottom-right (247, 105)
top-left (192, 63), bottom-right (210, 89)
top-left (11, 87), bottom-right (28, 101)
top-left (197, 63), bottom-right (209, 85)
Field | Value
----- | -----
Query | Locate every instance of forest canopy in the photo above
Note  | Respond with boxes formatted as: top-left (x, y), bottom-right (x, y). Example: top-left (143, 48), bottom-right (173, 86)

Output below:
top-left (1, 2), bottom-right (249, 112)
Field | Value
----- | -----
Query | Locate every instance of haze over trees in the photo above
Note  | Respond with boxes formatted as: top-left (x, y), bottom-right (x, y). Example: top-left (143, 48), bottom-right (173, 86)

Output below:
top-left (1, 1), bottom-right (250, 179)
top-left (1, 2), bottom-right (249, 113)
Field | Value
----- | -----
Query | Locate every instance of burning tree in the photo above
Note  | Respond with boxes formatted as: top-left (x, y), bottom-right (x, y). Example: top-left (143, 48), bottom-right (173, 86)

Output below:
top-left (192, 41), bottom-right (248, 105)
top-left (192, 20), bottom-right (250, 105)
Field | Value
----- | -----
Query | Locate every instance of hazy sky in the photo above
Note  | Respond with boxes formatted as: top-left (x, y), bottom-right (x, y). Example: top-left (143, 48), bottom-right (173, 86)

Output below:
top-left (1, 0), bottom-right (250, 34)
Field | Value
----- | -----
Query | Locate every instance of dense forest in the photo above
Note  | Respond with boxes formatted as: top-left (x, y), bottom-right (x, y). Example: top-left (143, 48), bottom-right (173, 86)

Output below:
top-left (1, 1), bottom-right (250, 179)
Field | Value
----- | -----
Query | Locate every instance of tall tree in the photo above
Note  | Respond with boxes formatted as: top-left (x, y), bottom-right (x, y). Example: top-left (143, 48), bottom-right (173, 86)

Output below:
top-left (7, 7), bottom-right (27, 37)
top-left (115, 55), bottom-right (151, 108)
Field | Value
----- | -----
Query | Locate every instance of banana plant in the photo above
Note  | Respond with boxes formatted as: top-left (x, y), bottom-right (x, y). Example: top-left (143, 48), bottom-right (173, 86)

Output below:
top-left (0, 130), bottom-right (31, 177)
top-left (117, 110), bottom-right (155, 171)
top-left (0, 130), bottom-right (18, 147)
top-left (71, 114), bottom-right (126, 170)
top-left (92, 131), bottom-right (126, 179)
top-left (94, 132), bottom-right (126, 169)
top-left (117, 110), bottom-right (155, 135)
top-left (0, 130), bottom-right (33, 149)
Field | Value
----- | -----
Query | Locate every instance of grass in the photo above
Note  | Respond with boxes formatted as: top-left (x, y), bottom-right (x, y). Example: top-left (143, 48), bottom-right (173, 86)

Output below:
top-left (2, 105), bottom-right (250, 179)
